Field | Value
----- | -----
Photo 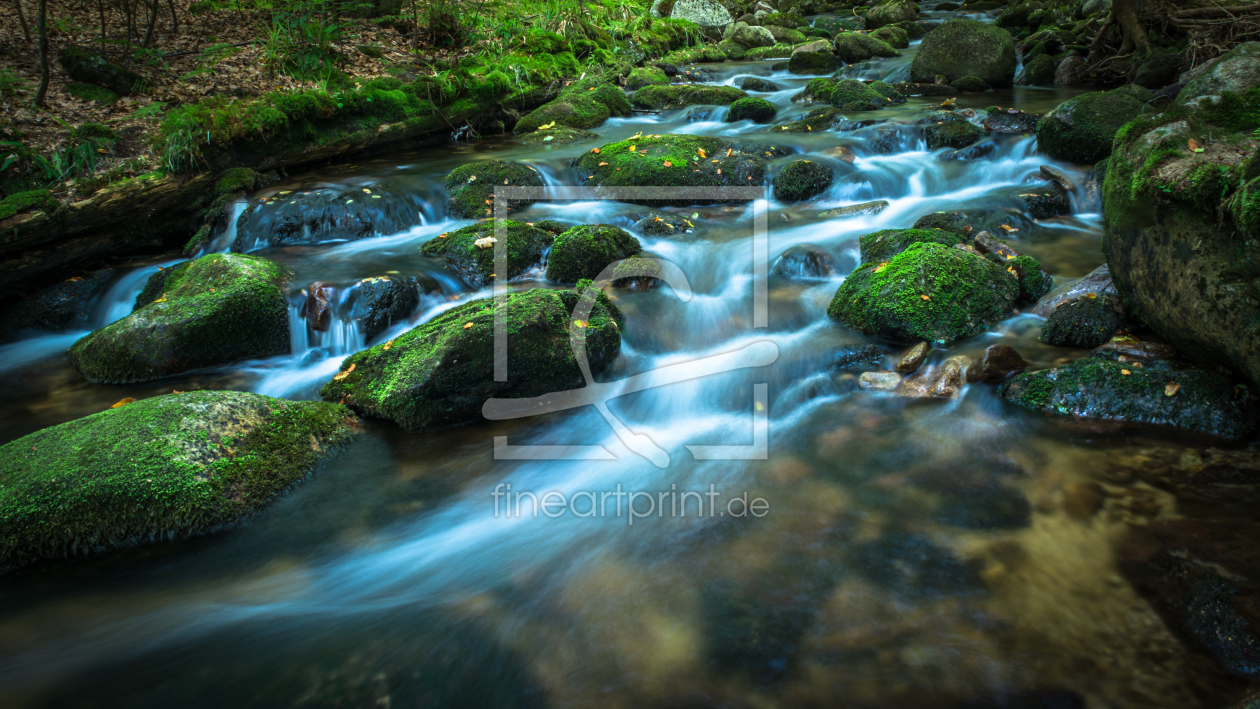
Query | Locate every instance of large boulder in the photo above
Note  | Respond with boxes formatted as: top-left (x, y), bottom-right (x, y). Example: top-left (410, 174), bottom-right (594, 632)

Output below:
top-left (445, 160), bottom-right (544, 219)
top-left (59, 46), bottom-right (147, 95)
top-left (419, 219), bottom-right (554, 287)
top-left (663, 0), bottom-right (733, 27)
top-left (630, 85), bottom-right (747, 109)
top-left (871, 25), bottom-right (910, 49)
top-left (859, 228), bottom-right (967, 263)
top-left (546, 225), bottom-right (642, 284)
top-left (910, 19), bottom-right (1017, 88)
top-left (725, 22), bottom-right (776, 48)
top-left (1035, 89), bottom-right (1144, 163)
top-left (787, 40), bottom-right (841, 75)
top-left (1016, 54), bottom-right (1057, 86)
top-left (799, 77), bottom-right (889, 110)
top-left (865, 0), bottom-right (918, 29)
top-left (0, 391), bottom-right (358, 571)
top-left (726, 97), bottom-right (778, 122)
top-left (1177, 42), bottom-right (1260, 105)
top-left (1102, 102), bottom-right (1260, 388)
top-left (626, 66), bottom-right (671, 90)
top-left (319, 288), bottom-right (622, 430)
top-left (513, 77), bottom-right (631, 134)
top-left (833, 32), bottom-right (900, 64)
top-left (773, 160), bottom-right (834, 201)
top-left (232, 181), bottom-right (427, 251)
top-left (1001, 357), bottom-right (1259, 442)
top-left (69, 254), bottom-right (291, 384)
top-left (1038, 294), bottom-right (1124, 349)
top-left (573, 134), bottom-right (767, 202)
top-left (828, 242), bottom-right (1020, 343)
top-left (0, 268), bottom-right (114, 339)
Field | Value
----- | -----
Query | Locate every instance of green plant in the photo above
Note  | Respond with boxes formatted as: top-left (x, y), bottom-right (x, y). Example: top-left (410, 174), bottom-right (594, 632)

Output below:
top-left (0, 69), bottom-right (31, 100)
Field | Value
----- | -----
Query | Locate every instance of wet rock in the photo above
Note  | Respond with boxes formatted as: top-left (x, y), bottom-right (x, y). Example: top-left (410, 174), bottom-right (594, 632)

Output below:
top-left (1039, 164), bottom-right (1075, 191)
top-left (911, 18), bottom-right (1017, 88)
top-left (611, 256), bottom-right (663, 290)
top-left (829, 242), bottom-right (1019, 343)
top-left (865, 0), bottom-right (918, 29)
top-left (817, 200), bottom-right (889, 219)
top-left (320, 288), bottom-right (622, 431)
top-left (546, 225), bottom-right (642, 284)
top-left (1092, 339), bottom-right (1180, 363)
top-left (1135, 54), bottom-right (1184, 90)
top-left (1001, 356), bottom-right (1260, 441)
top-left (420, 219), bottom-right (554, 287)
top-left (967, 344), bottom-right (1031, 384)
top-left (871, 25), bottom-right (910, 49)
top-left (851, 532), bottom-right (982, 600)
top-left (924, 120), bottom-right (987, 150)
top-left (0, 391), bottom-right (358, 571)
top-left (738, 76), bottom-right (780, 92)
top-left (933, 474), bottom-right (1030, 528)
top-left (891, 82), bottom-right (959, 97)
top-left (626, 87), bottom-right (743, 113)
top-left (860, 227), bottom-right (967, 263)
top-left (573, 135), bottom-right (767, 204)
top-left (234, 182), bottom-right (428, 250)
top-left (897, 355), bottom-right (968, 399)
top-left (514, 77), bottom-right (631, 134)
top-left (1019, 183), bottom-right (1071, 219)
top-left (1176, 42), bottom-right (1260, 105)
top-left (787, 40), bottom-right (841, 75)
top-left (515, 127), bottom-right (600, 146)
top-left (982, 107), bottom-right (1039, 133)
top-left (833, 32), bottom-right (901, 64)
top-left (354, 275), bottom-right (425, 342)
top-left (633, 210), bottom-right (694, 235)
top-left (895, 341), bottom-right (929, 373)
top-left (69, 254), bottom-right (291, 384)
top-left (1062, 481), bottom-right (1105, 520)
top-left (1039, 295), bottom-right (1125, 349)
top-left (726, 97), bottom-right (778, 123)
top-left (1031, 264), bottom-right (1118, 318)
top-left (798, 77), bottom-right (890, 111)
top-left (772, 244), bottom-right (837, 279)
top-left (773, 160), bottom-right (834, 202)
top-left (304, 281), bottom-right (334, 332)
top-left (724, 22), bottom-right (776, 49)
top-left (950, 75), bottom-right (990, 92)
top-left (1016, 53), bottom-right (1057, 86)
top-left (0, 268), bottom-right (114, 339)
top-left (684, 106), bottom-right (718, 122)
top-left (1036, 89), bottom-right (1144, 163)
top-left (834, 343), bottom-right (886, 370)
top-left (859, 371), bottom-right (901, 391)
top-left (938, 140), bottom-right (998, 161)
top-left (869, 126), bottom-right (906, 154)
top-left (1054, 54), bottom-right (1089, 87)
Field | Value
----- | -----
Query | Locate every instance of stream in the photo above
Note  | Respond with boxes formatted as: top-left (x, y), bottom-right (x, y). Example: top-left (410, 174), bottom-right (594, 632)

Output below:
top-left (0, 18), bottom-right (1224, 709)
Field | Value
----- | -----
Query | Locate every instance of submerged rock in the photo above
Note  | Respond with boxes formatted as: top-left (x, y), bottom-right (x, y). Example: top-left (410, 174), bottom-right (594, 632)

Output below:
top-left (772, 244), bottom-right (837, 280)
top-left (546, 225), bottom-right (642, 284)
top-left (773, 160), bottom-right (834, 202)
top-left (983, 107), bottom-right (1039, 133)
top-left (851, 532), bottom-right (982, 600)
top-left (1001, 357), bottom-right (1259, 441)
top-left (445, 160), bottom-right (544, 219)
top-left (924, 120), bottom-right (987, 149)
top-left (419, 219), bottom-right (554, 288)
top-left (0, 391), bottom-right (358, 571)
top-left (818, 200), bottom-right (890, 219)
top-left (829, 242), bottom-right (1019, 343)
top-left (320, 288), bottom-right (622, 431)
top-left (834, 343), bottom-right (886, 370)
top-left (69, 254), bottom-right (291, 384)
top-left (632, 210), bottom-right (694, 235)
top-left (910, 19), bottom-right (1017, 88)
top-left (1036, 89), bottom-right (1143, 163)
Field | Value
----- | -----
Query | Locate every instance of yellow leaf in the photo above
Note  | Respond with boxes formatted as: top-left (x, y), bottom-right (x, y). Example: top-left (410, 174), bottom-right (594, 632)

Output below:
top-left (806, 125), bottom-right (812, 131)
top-left (383, 339), bottom-right (395, 351)
top-left (999, 224), bottom-right (1018, 232)
top-left (1165, 382), bottom-right (1181, 396)
top-left (1121, 369), bottom-right (1131, 375)
top-left (591, 147), bottom-right (601, 154)
top-left (629, 144), bottom-right (636, 152)
top-left (463, 322), bottom-right (474, 329)
top-left (363, 188), bottom-right (371, 194)
top-left (333, 364), bottom-right (356, 381)
top-left (875, 262), bottom-right (888, 273)
top-left (920, 294), bottom-right (930, 301)
top-left (152, 297), bottom-right (167, 304)
top-left (111, 397), bottom-right (136, 409)
top-left (698, 148), bottom-right (707, 158)
top-left (468, 175), bottom-right (477, 182)
top-left (598, 161), bottom-right (609, 166)
top-left (573, 319), bottom-right (589, 328)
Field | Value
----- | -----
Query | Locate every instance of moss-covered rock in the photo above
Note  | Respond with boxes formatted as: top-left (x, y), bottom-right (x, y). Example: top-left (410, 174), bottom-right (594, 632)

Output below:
top-left (445, 160), bottom-right (544, 219)
top-left (546, 225), bottom-right (642, 284)
top-left (574, 134), bottom-right (767, 201)
top-left (319, 288), bottom-right (622, 430)
top-left (626, 66), bottom-right (671, 90)
top-left (828, 242), bottom-right (1020, 343)
top-left (515, 126), bottom-right (600, 145)
top-left (800, 77), bottom-right (889, 110)
top-left (833, 32), bottom-right (901, 64)
top-left (630, 84), bottom-right (747, 109)
top-left (763, 11), bottom-right (806, 29)
top-left (1176, 42), bottom-right (1260, 105)
top-left (65, 82), bottom-right (120, 105)
top-left (0, 189), bottom-right (59, 222)
top-left (419, 219), bottom-right (553, 287)
top-left (1036, 90), bottom-right (1143, 163)
top-left (1011, 254), bottom-right (1053, 302)
top-left (725, 22), bottom-right (776, 49)
top-left (859, 228), bottom-right (968, 263)
top-left (513, 77), bottom-right (632, 134)
top-left (1001, 357), bottom-right (1259, 442)
top-left (924, 119), bottom-right (987, 149)
top-left (717, 39), bottom-right (748, 60)
top-left (1038, 294), bottom-right (1123, 349)
top-left (950, 75), bottom-right (991, 92)
top-left (767, 26), bottom-right (809, 45)
top-left (813, 16), bottom-right (863, 36)
top-left (69, 254), bottom-right (291, 384)
top-left (1016, 54), bottom-right (1057, 86)
top-left (910, 18), bottom-right (1017, 88)
top-left (865, 0), bottom-right (918, 29)
top-left (871, 25), bottom-right (910, 49)
top-left (773, 160), bottom-right (834, 202)
top-left (787, 40), bottom-right (841, 74)
top-left (738, 76), bottom-right (780, 92)
top-left (59, 46), bottom-right (148, 95)
top-left (727, 97), bottom-right (778, 123)
top-left (0, 391), bottom-right (359, 572)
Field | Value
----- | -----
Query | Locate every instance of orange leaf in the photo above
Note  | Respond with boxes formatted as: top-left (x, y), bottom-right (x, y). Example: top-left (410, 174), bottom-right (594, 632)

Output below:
top-left (333, 363), bottom-right (357, 381)
top-left (697, 148), bottom-right (707, 158)
top-left (383, 339), bottom-right (395, 351)
top-left (111, 397), bottom-right (136, 408)
top-left (663, 160), bottom-right (672, 167)
top-left (591, 148), bottom-right (601, 154)
top-left (1121, 369), bottom-right (1131, 375)
top-left (1165, 382), bottom-right (1181, 396)
top-left (920, 295), bottom-right (930, 301)
top-left (463, 322), bottom-right (474, 329)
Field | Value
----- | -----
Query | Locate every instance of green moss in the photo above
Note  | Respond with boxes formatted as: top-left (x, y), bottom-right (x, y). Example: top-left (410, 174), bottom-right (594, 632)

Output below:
top-left (787, 45), bottom-right (842, 77)
top-left (514, 77), bottom-right (630, 134)
top-left (833, 32), bottom-right (900, 63)
top-left (0, 391), bottom-right (358, 571)
top-left (773, 106), bottom-right (846, 132)
top-left (1011, 254), bottom-right (1053, 302)
top-left (773, 159), bottom-right (834, 202)
top-left (1001, 357), bottom-right (1259, 441)
top-left (660, 45), bottom-right (727, 64)
top-left (726, 97), bottom-right (777, 123)
top-left (68, 253), bottom-right (292, 384)
top-left (924, 120), bottom-right (987, 149)
top-left (717, 39), bottom-right (748, 60)
top-left (0, 189), bottom-right (59, 221)
top-left (763, 12), bottom-right (806, 28)
top-left (515, 126), bottom-right (599, 145)
top-left (1035, 90), bottom-right (1143, 163)
top-left (76, 122), bottom-right (118, 142)
top-left (1038, 295), bottom-right (1123, 348)
top-left (801, 78), bottom-right (888, 110)
top-left (626, 66), bottom-right (671, 90)
top-left (828, 242), bottom-right (1019, 343)
top-left (444, 160), bottom-right (545, 219)
top-left (871, 25), bottom-right (910, 49)
top-left (950, 75), bottom-right (990, 92)
top-left (744, 44), bottom-right (795, 61)
top-left (630, 84), bottom-right (746, 109)
top-left (59, 46), bottom-right (148, 95)
top-left (573, 134), bottom-right (767, 197)
top-left (66, 81), bottom-right (120, 104)
top-left (318, 288), bottom-right (622, 431)
top-left (419, 219), bottom-right (553, 286)
top-left (859, 228), bottom-right (966, 263)
top-left (215, 167), bottom-right (257, 196)
top-left (867, 80), bottom-right (906, 104)
top-left (546, 225), bottom-right (642, 284)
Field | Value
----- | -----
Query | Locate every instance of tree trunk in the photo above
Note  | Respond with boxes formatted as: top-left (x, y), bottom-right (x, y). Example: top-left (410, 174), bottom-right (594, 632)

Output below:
top-left (14, 0), bottom-right (31, 42)
top-left (1112, 0), bottom-right (1150, 57)
top-left (34, 0), bottom-right (49, 107)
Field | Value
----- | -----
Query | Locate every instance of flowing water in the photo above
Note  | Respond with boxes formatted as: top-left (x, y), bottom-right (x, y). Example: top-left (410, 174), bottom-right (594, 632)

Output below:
top-left (0, 22), bottom-right (1238, 709)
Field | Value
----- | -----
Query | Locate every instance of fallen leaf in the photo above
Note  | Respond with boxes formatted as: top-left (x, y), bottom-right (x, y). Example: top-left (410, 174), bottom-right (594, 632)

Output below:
top-left (474, 236), bottom-right (497, 248)
top-left (999, 224), bottom-right (1018, 232)
top-left (920, 294), bottom-right (930, 301)
top-left (1121, 369), bottom-right (1132, 375)
top-left (333, 364), bottom-right (357, 380)
top-left (383, 339), bottom-right (395, 351)
top-left (1188, 138), bottom-right (1203, 153)
top-left (152, 297), bottom-right (167, 303)
top-left (1165, 382), bottom-right (1181, 396)
top-left (629, 144), bottom-right (636, 152)
top-left (664, 160), bottom-right (672, 167)
top-left (572, 319), bottom-right (589, 328)
top-left (468, 175), bottom-right (477, 182)
top-left (591, 148), bottom-right (601, 154)
top-left (111, 397), bottom-right (136, 408)
top-left (598, 161), bottom-right (609, 166)
top-left (698, 148), bottom-right (707, 158)
top-left (463, 322), bottom-right (474, 329)
top-left (875, 262), bottom-right (889, 273)
top-left (363, 188), bottom-right (371, 194)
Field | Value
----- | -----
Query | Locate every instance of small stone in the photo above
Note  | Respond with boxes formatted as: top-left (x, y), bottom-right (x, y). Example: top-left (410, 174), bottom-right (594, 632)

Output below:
top-left (966, 344), bottom-right (1031, 383)
top-left (895, 342), bottom-right (929, 373)
top-left (1039, 164), bottom-right (1075, 191)
top-left (859, 371), bottom-right (902, 391)
top-left (973, 230), bottom-right (1020, 259)
top-left (304, 281), bottom-right (334, 332)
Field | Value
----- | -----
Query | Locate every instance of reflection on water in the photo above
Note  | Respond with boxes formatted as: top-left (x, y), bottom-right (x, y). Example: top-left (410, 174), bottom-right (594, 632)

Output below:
top-left (0, 22), bottom-right (1245, 709)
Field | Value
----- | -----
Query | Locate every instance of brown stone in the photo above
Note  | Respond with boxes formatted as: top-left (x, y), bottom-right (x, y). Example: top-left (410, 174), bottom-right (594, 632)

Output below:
top-left (1062, 481), bottom-right (1105, 519)
top-left (966, 344), bottom-right (1031, 383)
top-left (895, 342), bottom-right (929, 373)
top-left (304, 281), bottom-right (333, 331)
top-left (973, 230), bottom-right (1020, 259)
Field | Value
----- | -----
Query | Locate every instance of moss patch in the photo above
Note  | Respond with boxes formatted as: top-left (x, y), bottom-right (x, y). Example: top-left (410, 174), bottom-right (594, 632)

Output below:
top-left (859, 228), bottom-right (967, 263)
top-left (419, 218), bottom-right (553, 286)
top-left (630, 84), bottom-right (747, 109)
top-left (546, 225), bottom-right (642, 284)
top-left (445, 160), bottom-right (545, 219)
top-left (726, 97), bottom-right (777, 123)
top-left (773, 159), bottom-right (834, 201)
top-left (66, 82), bottom-right (121, 105)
